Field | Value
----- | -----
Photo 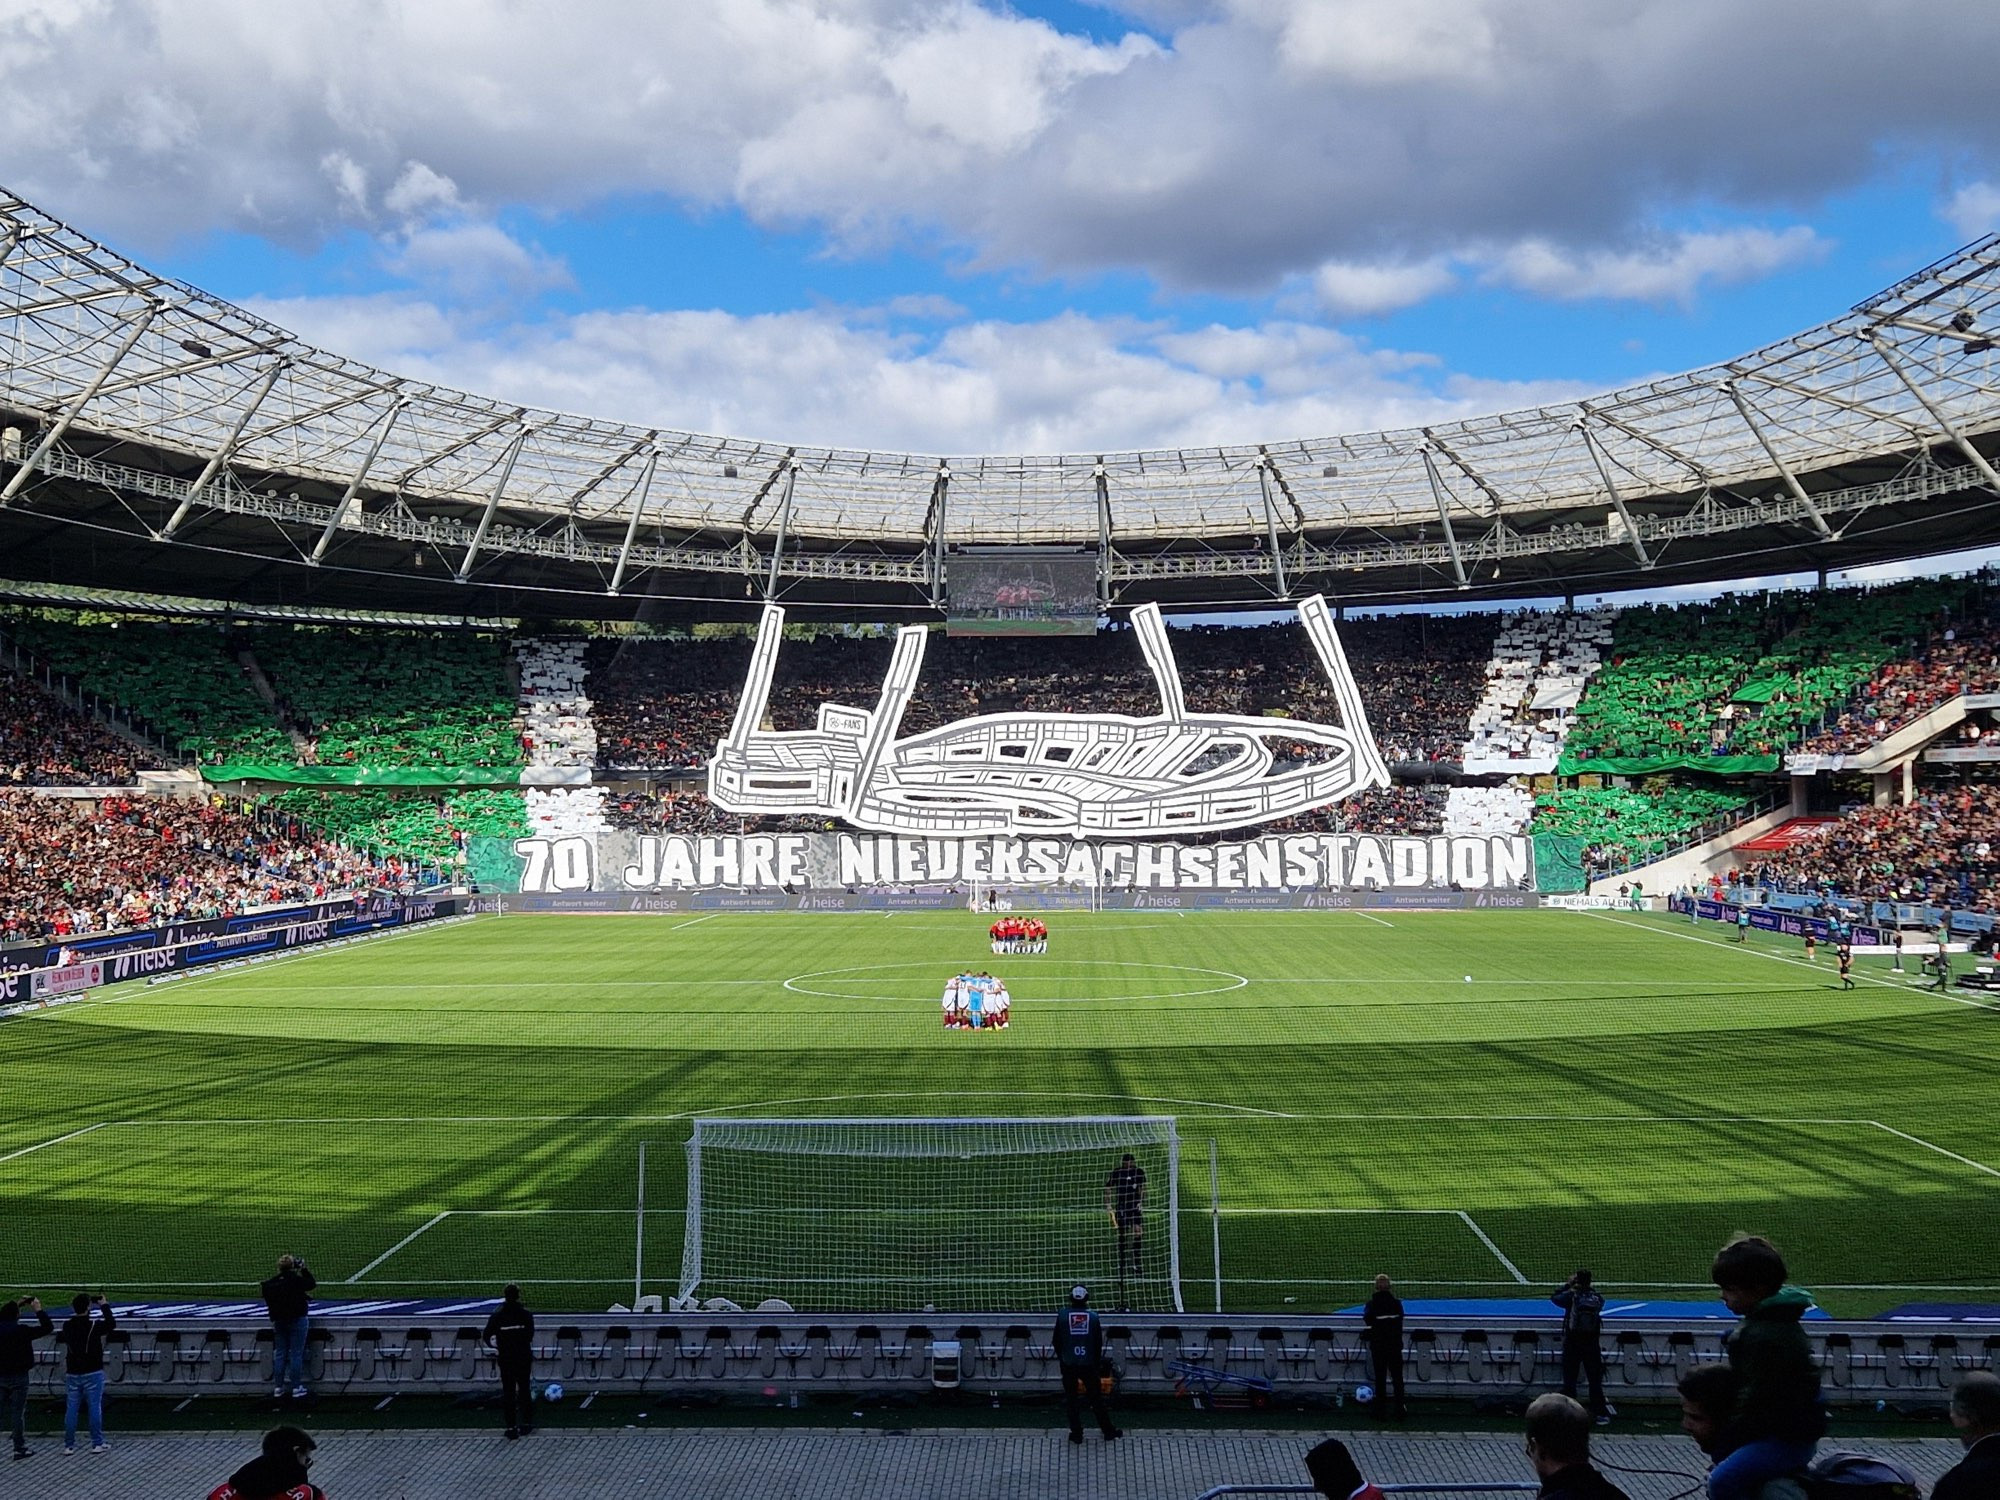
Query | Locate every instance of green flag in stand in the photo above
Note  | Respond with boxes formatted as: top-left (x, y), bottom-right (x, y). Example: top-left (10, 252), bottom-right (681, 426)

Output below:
top-left (1729, 675), bottom-right (1791, 704)
top-left (199, 764), bottom-right (525, 787)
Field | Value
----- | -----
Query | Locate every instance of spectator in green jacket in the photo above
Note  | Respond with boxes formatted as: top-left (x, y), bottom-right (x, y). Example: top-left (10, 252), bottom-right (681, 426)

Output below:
top-left (1706, 1236), bottom-right (1824, 1500)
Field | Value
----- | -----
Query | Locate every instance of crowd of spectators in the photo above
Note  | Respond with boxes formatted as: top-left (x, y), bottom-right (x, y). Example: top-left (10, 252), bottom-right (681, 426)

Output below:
top-left (1532, 782), bottom-right (1756, 876)
top-left (1737, 781), bottom-right (2000, 911)
top-left (0, 793), bottom-right (408, 945)
top-left (588, 612), bottom-right (1495, 773)
top-left (1800, 619), bottom-right (2000, 754)
top-left (0, 676), bottom-right (161, 787)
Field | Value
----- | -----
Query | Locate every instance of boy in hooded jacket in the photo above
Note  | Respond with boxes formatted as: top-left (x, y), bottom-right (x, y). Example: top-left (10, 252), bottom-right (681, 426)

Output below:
top-left (1706, 1236), bottom-right (1824, 1500)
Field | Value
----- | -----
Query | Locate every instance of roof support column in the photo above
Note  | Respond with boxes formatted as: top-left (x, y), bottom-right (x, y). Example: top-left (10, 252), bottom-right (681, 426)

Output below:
top-left (1094, 462), bottom-right (1114, 608)
top-left (1255, 457), bottom-right (1289, 597)
top-left (608, 449), bottom-right (660, 597)
top-left (1869, 333), bottom-right (2000, 496)
top-left (309, 397), bottom-right (408, 562)
top-left (1575, 421), bottom-right (1654, 569)
top-left (925, 462), bottom-right (950, 610)
top-left (454, 426), bottom-right (531, 581)
top-left (765, 457), bottom-right (800, 599)
top-left (1, 299), bottom-right (160, 505)
top-left (1721, 381), bottom-right (1835, 538)
top-left (1419, 445), bottom-right (1469, 588)
top-left (162, 358), bottom-right (289, 539)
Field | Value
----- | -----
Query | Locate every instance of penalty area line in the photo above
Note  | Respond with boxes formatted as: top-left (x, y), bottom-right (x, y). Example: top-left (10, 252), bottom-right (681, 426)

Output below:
top-left (1457, 1209), bottom-right (1529, 1284)
top-left (0, 1121), bottom-right (108, 1165)
top-left (1867, 1121), bottom-right (2000, 1180)
top-left (1353, 910), bottom-right (1394, 928)
top-left (348, 1211), bottom-right (452, 1284)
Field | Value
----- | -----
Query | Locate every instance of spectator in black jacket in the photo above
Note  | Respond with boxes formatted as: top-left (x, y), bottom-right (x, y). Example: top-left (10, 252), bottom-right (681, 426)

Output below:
top-left (1361, 1273), bottom-right (1406, 1420)
top-left (1053, 1284), bottom-right (1120, 1444)
top-left (483, 1285), bottom-right (536, 1439)
top-left (215, 1425), bottom-right (325, 1500)
top-left (1552, 1269), bottom-right (1610, 1422)
top-left (260, 1255), bottom-right (318, 1401)
top-left (1937, 1370), bottom-right (2000, 1500)
top-left (1525, 1393), bottom-right (1630, 1500)
top-left (56, 1293), bottom-right (113, 1454)
top-left (0, 1297), bottom-right (54, 1460)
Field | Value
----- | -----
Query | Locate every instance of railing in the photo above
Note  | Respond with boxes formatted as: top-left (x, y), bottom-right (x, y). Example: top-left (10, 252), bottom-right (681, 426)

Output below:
top-left (1195, 1487), bottom-right (1539, 1499)
top-left (1583, 788), bottom-right (1787, 880)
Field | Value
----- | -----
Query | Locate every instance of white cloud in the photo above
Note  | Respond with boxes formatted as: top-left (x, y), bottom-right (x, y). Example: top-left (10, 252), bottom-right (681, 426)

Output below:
top-left (1943, 181), bottom-right (2000, 240)
top-left (1312, 258), bottom-right (1459, 317)
top-left (3, 0), bottom-right (1995, 297)
top-left (1483, 226), bottom-right (1829, 305)
top-left (240, 291), bottom-right (1592, 455)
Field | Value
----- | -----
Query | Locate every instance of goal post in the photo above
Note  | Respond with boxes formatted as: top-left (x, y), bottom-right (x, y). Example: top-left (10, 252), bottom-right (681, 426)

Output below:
top-left (680, 1116), bottom-right (1182, 1313)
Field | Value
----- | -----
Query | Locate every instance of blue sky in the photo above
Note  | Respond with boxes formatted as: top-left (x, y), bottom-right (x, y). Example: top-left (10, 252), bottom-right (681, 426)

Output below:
top-left (5, 0), bottom-right (2000, 457)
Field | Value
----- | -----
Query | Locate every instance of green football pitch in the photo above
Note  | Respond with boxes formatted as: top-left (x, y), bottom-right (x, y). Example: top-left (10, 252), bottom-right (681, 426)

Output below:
top-left (1, 907), bottom-right (1996, 1318)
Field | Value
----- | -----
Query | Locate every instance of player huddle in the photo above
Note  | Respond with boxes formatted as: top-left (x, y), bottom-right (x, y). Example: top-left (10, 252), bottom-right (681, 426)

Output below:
top-left (991, 917), bottom-right (1047, 954)
top-left (942, 971), bottom-right (1011, 1030)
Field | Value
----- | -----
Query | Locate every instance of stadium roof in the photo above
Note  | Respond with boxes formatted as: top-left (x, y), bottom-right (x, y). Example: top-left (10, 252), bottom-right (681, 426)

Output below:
top-left (3, 186), bottom-right (2000, 620)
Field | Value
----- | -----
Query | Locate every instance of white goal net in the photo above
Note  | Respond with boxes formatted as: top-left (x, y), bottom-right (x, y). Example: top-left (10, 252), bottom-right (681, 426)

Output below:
top-left (679, 1116), bottom-right (1182, 1312)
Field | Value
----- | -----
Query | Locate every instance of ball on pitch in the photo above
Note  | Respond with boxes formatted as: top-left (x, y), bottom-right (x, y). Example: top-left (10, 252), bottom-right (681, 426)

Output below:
top-left (543, 1382), bottom-right (564, 1402)
top-left (1464, 974), bottom-right (1472, 982)
top-left (1355, 1384), bottom-right (1374, 1404)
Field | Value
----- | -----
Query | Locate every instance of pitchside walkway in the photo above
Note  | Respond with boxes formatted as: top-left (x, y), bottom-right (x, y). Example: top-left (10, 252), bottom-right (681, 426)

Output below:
top-left (12, 1427), bottom-right (1967, 1499)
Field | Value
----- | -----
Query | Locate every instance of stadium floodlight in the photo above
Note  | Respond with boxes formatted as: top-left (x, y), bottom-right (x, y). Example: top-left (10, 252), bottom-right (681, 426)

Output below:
top-left (678, 1116), bottom-right (1183, 1312)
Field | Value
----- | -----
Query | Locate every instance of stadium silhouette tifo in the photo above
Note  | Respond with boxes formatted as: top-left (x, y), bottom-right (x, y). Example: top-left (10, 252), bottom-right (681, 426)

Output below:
top-left (3, 187), bottom-right (1999, 1491)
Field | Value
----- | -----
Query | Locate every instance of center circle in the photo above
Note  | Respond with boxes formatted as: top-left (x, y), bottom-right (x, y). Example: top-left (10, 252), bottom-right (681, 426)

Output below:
top-left (783, 959), bottom-right (1249, 1003)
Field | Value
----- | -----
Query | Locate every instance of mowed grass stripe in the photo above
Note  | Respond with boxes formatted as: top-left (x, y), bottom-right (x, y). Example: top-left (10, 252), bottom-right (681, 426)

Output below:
top-left (1, 910), bottom-right (1995, 1315)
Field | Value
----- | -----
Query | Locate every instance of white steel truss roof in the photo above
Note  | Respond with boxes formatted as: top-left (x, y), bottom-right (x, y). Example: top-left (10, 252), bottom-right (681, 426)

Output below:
top-left (2, 186), bottom-right (1999, 556)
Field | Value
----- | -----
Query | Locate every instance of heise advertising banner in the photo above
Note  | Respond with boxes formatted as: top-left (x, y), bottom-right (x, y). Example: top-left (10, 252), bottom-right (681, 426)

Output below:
top-left (503, 831), bottom-right (1535, 895)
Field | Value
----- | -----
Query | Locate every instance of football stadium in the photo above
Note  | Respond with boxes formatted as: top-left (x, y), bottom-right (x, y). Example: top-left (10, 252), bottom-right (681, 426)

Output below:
top-left (7, 15), bottom-right (2000, 1496)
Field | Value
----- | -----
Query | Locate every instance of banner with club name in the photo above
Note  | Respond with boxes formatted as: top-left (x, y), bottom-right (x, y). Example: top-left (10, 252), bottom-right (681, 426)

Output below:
top-left (501, 832), bottom-right (1534, 896)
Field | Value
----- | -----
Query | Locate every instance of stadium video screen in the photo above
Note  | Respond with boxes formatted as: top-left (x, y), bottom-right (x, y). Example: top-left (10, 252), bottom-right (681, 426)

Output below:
top-left (946, 552), bottom-right (1101, 636)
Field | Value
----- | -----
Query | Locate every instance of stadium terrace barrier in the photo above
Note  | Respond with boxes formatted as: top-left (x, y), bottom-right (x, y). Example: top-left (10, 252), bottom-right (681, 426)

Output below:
top-left (472, 890), bottom-right (1543, 915)
top-left (1194, 1487), bottom-right (1538, 1498)
top-left (20, 1314), bottom-right (1978, 1405)
top-left (0, 893), bottom-right (469, 981)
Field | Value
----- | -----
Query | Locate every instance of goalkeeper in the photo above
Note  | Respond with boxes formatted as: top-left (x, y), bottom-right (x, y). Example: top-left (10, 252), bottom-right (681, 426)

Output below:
top-left (1105, 1152), bottom-right (1147, 1294)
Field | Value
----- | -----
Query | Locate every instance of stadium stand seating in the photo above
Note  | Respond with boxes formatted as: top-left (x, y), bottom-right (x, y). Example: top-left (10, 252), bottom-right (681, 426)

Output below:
top-left (1445, 784), bottom-right (1534, 836)
top-left (0, 791), bottom-right (406, 942)
top-left (1461, 607), bottom-right (1614, 769)
top-left (4, 616), bottom-right (291, 762)
top-left (251, 628), bottom-right (522, 767)
top-left (0, 672), bottom-right (162, 786)
top-left (1800, 618), bottom-right (2000, 754)
top-left (1738, 781), bottom-right (2000, 909)
top-left (1531, 783), bottom-right (1754, 872)
top-left (261, 787), bottom-right (528, 867)
top-left (588, 613), bottom-right (1496, 772)
top-left (1564, 578), bottom-right (1985, 766)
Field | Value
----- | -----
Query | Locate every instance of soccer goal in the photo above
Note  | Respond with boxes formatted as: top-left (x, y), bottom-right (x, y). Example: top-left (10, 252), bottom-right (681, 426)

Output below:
top-left (679, 1116), bottom-right (1182, 1312)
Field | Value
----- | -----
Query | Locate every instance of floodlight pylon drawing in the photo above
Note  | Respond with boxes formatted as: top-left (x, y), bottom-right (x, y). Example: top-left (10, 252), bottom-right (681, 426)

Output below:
top-left (706, 596), bottom-right (1391, 837)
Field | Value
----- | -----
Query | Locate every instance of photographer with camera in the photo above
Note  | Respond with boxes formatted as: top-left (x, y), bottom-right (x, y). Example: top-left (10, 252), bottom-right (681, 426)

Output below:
top-left (1552, 1268), bottom-right (1611, 1423)
top-left (56, 1292), bottom-right (114, 1453)
top-left (260, 1255), bottom-right (318, 1401)
top-left (0, 1296), bottom-right (53, 1461)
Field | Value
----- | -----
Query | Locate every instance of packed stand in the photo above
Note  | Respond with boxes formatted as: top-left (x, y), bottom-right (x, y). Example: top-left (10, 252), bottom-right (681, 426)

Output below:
top-left (1444, 784), bottom-right (1534, 836)
top-left (587, 612), bottom-right (1496, 773)
top-left (251, 628), bottom-right (522, 767)
top-left (261, 788), bottom-right (528, 868)
top-left (0, 673), bottom-right (162, 787)
top-left (4, 615), bottom-right (290, 762)
top-left (516, 638), bottom-right (610, 839)
top-left (1739, 781), bottom-right (2000, 910)
top-left (0, 792), bottom-right (410, 944)
top-left (1799, 615), bottom-right (2000, 755)
top-left (1566, 576), bottom-right (1988, 764)
top-left (1461, 608), bottom-right (1614, 769)
top-left (1531, 782), bottom-right (1756, 874)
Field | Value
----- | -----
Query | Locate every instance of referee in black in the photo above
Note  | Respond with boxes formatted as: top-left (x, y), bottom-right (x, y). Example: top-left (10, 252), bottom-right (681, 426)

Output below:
top-left (1104, 1153), bottom-right (1147, 1308)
